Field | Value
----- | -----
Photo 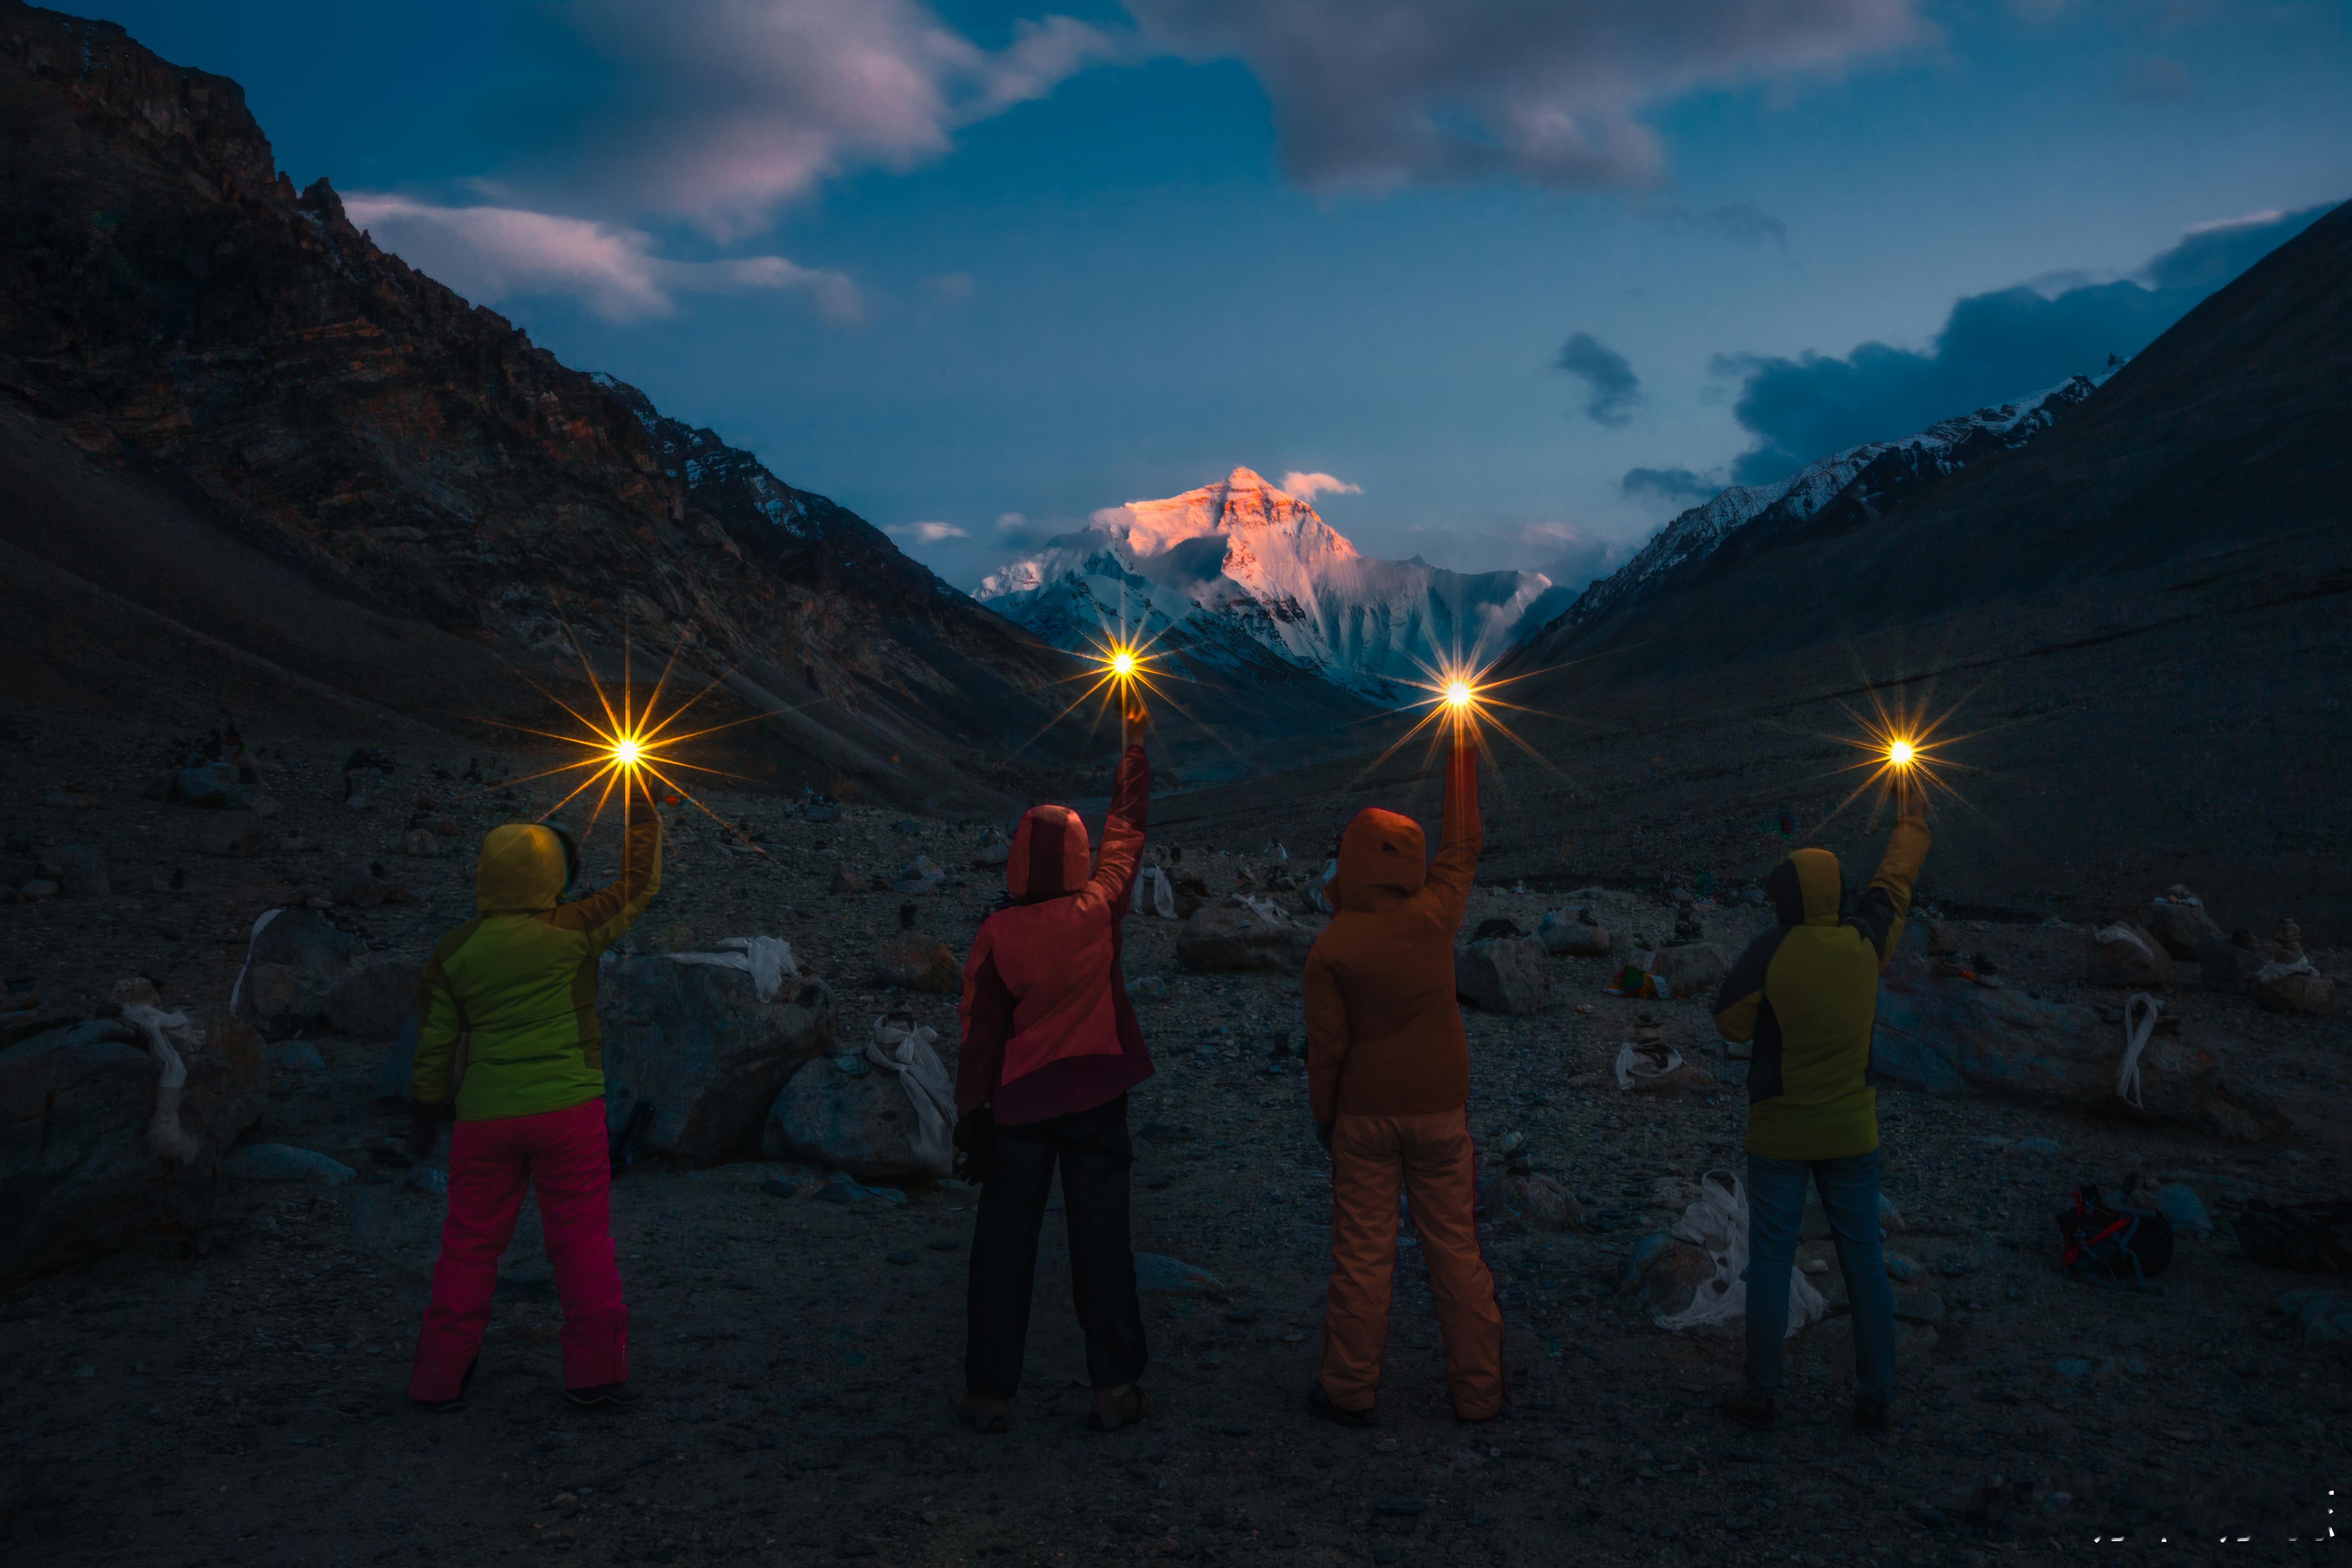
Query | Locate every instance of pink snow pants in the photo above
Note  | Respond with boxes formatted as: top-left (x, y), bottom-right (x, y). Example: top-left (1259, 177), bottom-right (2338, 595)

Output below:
top-left (409, 1098), bottom-right (628, 1400)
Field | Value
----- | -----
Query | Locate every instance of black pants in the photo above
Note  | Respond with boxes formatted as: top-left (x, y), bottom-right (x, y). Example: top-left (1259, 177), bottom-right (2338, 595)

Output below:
top-left (965, 1094), bottom-right (1148, 1400)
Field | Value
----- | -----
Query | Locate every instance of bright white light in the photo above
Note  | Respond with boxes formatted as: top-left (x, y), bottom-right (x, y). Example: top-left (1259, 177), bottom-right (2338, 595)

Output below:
top-left (1889, 739), bottom-right (1915, 767)
top-left (1446, 680), bottom-right (1473, 709)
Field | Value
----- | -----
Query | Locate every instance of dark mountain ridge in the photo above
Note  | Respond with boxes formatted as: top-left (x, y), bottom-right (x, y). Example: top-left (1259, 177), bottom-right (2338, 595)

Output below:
top-left (0, 1), bottom-right (1079, 801)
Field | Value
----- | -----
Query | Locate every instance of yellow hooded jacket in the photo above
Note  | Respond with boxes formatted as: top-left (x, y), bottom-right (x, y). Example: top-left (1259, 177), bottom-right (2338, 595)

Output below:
top-left (1713, 815), bottom-right (1928, 1161)
top-left (410, 815), bottom-right (661, 1120)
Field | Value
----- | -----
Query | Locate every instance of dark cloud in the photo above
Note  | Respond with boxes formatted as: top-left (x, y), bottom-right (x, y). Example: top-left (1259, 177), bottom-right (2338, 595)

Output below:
top-left (1713, 203), bottom-right (2335, 483)
top-left (1124, 0), bottom-right (1928, 191)
top-left (1622, 466), bottom-right (1723, 503)
top-left (1555, 331), bottom-right (1643, 426)
top-left (1634, 199), bottom-right (1788, 245)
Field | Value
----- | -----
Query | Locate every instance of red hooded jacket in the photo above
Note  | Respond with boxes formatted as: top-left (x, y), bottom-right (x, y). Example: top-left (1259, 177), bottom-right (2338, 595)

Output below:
top-left (1303, 740), bottom-right (1479, 1123)
top-left (955, 745), bottom-right (1153, 1125)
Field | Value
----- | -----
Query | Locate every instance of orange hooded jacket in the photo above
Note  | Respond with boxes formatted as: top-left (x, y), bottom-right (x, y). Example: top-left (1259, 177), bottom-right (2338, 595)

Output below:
top-left (1303, 741), bottom-right (1479, 1124)
top-left (955, 745), bottom-right (1152, 1125)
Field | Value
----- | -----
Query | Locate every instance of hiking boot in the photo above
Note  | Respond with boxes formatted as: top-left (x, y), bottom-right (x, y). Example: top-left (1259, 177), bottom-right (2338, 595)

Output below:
top-left (1307, 1383), bottom-right (1376, 1429)
top-left (564, 1382), bottom-right (642, 1409)
top-left (1087, 1384), bottom-right (1153, 1433)
top-left (1854, 1398), bottom-right (1892, 1435)
top-left (411, 1357), bottom-right (475, 1414)
top-left (1720, 1389), bottom-right (1778, 1432)
top-left (959, 1393), bottom-right (1010, 1434)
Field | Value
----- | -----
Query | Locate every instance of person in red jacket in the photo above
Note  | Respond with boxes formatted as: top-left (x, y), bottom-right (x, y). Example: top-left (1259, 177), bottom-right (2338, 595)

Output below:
top-left (1301, 727), bottom-right (1504, 1426)
top-left (954, 695), bottom-right (1155, 1435)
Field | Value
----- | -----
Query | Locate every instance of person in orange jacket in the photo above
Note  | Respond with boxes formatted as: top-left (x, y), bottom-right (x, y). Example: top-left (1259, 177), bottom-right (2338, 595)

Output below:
top-left (1301, 725), bottom-right (1504, 1427)
top-left (953, 695), bottom-right (1155, 1435)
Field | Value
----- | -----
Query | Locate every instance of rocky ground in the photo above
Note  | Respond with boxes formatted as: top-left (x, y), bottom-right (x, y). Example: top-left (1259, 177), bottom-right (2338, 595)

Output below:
top-left (4, 699), bottom-right (2349, 1567)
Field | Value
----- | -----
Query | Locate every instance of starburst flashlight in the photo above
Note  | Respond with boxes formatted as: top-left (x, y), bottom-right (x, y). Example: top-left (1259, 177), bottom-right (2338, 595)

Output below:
top-left (1888, 739), bottom-right (1915, 768)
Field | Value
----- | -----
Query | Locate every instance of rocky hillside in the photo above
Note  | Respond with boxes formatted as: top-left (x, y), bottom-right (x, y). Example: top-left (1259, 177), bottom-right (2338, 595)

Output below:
top-left (0, 1), bottom-right (1076, 799)
top-left (1518, 372), bottom-right (2107, 663)
top-left (979, 468), bottom-right (1557, 703)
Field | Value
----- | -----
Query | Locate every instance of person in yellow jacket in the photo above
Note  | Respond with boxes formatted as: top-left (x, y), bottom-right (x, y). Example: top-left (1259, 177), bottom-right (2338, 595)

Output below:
top-left (407, 795), bottom-right (662, 1412)
top-left (1713, 771), bottom-right (1927, 1435)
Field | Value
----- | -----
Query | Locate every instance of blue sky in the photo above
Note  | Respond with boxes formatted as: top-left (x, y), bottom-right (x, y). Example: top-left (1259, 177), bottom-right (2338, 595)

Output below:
top-left (91, 0), bottom-right (2351, 591)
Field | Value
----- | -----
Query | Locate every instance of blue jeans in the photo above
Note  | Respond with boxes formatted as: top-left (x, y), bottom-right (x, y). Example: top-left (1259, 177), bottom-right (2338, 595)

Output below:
top-left (1744, 1150), bottom-right (1894, 1408)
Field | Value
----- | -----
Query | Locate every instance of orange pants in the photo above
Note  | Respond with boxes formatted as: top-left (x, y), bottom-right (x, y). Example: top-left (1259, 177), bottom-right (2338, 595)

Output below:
top-left (1319, 1107), bottom-right (1505, 1419)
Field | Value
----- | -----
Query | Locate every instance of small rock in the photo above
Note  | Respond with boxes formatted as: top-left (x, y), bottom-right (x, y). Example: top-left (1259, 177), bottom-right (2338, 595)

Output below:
top-left (872, 933), bottom-right (959, 994)
top-left (1373, 1496), bottom-right (1424, 1518)
top-left (331, 868), bottom-right (411, 908)
top-left (266, 1042), bottom-right (326, 1072)
top-left (1511, 1174), bottom-right (1582, 1231)
top-left (402, 1167), bottom-right (448, 1196)
top-left (1125, 975), bottom-right (1170, 1004)
top-left (397, 828), bottom-right (440, 858)
top-left (829, 867), bottom-right (861, 895)
top-left (2248, 960), bottom-right (2336, 1016)
top-left (222, 1144), bottom-right (356, 1185)
top-left (17, 880), bottom-right (57, 900)
top-left (196, 810), bottom-right (277, 858)
top-left (812, 1171), bottom-right (905, 1205)
top-left (2150, 1183), bottom-right (2212, 1237)
top-left (51, 845), bottom-right (107, 897)
top-left (886, 1249), bottom-right (918, 1266)
top-left (761, 1176), bottom-right (797, 1199)
top-left (1133, 1253), bottom-right (1226, 1298)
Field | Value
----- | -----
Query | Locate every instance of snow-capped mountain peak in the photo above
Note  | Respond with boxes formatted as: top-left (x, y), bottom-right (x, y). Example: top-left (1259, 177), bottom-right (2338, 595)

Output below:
top-left (977, 470), bottom-right (1551, 704)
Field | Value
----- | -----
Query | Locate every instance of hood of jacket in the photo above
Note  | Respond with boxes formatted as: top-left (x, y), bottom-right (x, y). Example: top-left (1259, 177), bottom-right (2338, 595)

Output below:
top-left (1006, 803), bottom-right (1093, 900)
top-left (1330, 807), bottom-right (1426, 913)
top-left (475, 823), bottom-right (568, 913)
top-left (1765, 847), bottom-right (1843, 927)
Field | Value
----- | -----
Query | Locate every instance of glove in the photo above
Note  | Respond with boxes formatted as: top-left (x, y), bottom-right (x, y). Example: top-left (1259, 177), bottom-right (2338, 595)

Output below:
top-left (1314, 1119), bottom-right (1333, 1153)
top-left (953, 1106), bottom-right (996, 1186)
top-left (409, 1100), bottom-right (451, 1161)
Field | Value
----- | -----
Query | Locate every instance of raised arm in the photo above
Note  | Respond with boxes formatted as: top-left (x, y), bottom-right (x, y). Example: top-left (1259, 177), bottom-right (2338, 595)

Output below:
top-left (1077, 741), bottom-right (1149, 917)
top-left (551, 806), bottom-right (664, 952)
top-left (1419, 734), bottom-right (1480, 931)
top-left (1848, 812), bottom-right (1931, 972)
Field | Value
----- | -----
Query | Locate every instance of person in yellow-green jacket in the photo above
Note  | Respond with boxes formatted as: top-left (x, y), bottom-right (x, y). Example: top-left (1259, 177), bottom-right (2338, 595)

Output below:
top-left (406, 795), bottom-right (662, 1413)
top-left (1713, 769), bottom-right (1927, 1436)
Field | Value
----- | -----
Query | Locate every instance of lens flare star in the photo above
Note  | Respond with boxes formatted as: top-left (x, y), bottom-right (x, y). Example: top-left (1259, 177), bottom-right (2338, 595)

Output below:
top-left (483, 610), bottom-right (772, 856)
top-left (1819, 682), bottom-right (1973, 820)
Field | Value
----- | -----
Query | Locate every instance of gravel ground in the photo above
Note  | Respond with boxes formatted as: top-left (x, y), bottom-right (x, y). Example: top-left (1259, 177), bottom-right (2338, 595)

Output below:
top-left (4, 706), bottom-right (2348, 1565)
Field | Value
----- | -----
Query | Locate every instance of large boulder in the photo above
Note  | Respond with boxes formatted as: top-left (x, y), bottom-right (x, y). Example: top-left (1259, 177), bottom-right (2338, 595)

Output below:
top-left (763, 1053), bottom-right (936, 1181)
top-left (1177, 903), bottom-right (1318, 973)
top-left (324, 954), bottom-right (425, 1040)
top-left (1454, 936), bottom-right (1552, 1014)
top-left (2145, 891), bottom-right (2222, 961)
top-left (2250, 960), bottom-right (2337, 1015)
top-left (1538, 914), bottom-right (1611, 957)
top-left (1875, 961), bottom-right (2286, 1138)
top-left (2086, 922), bottom-right (2168, 987)
top-left (1633, 942), bottom-right (1730, 999)
top-left (0, 1012), bottom-right (267, 1281)
top-left (597, 955), bottom-right (835, 1164)
top-left (233, 908), bottom-right (371, 1038)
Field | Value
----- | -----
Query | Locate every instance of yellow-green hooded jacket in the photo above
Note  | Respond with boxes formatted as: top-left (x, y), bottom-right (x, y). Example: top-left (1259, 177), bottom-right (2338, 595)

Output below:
top-left (1713, 816), bottom-right (1928, 1161)
top-left (411, 815), bottom-right (662, 1120)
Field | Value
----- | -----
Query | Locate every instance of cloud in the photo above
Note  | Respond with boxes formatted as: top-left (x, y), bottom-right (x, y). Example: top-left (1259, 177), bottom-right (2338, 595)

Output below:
top-left (1711, 202), bottom-right (2336, 483)
top-left (559, 1), bottom-right (1124, 239)
top-left (2123, 55), bottom-right (2191, 102)
top-left (1633, 199), bottom-right (1788, 245)
top-left (1621, 466), bottom-right (1724, 504)
top-left (1554, 331), bottom-right (1643, 426)
top-left (1279, 471), bottom-right (1362, 501)
top-left (922, 271), bottom-right (977, 303)
top-left (995, 511), bottom-right (1029, 530)
top-left (344, 194), bottom-right (862, 323)
top-left (1124, 0), bottom-right (1929, 192)
top-left (889, 521), bottom-right (971, 542)
top-left (1527, 523), bottom-right (1632, 592)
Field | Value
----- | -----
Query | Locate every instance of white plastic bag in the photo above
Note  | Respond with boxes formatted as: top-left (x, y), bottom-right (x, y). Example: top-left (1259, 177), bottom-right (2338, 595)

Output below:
top-left (1652, 1169), bottom-right (1826, 1335)
top-left (1613, 1040), bottom-right (1684, 1091)
top-left (665, 935), bottom-right (798, 1001)
top-left (2116, 992), bottom-right (2161, 1110)
top-left (1131, 864), bottom-right (1177, 919)
top-left (864, 1013), bottom-right (956, 1176)
top-left (121, 1003), bottom-right (201, 1165)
